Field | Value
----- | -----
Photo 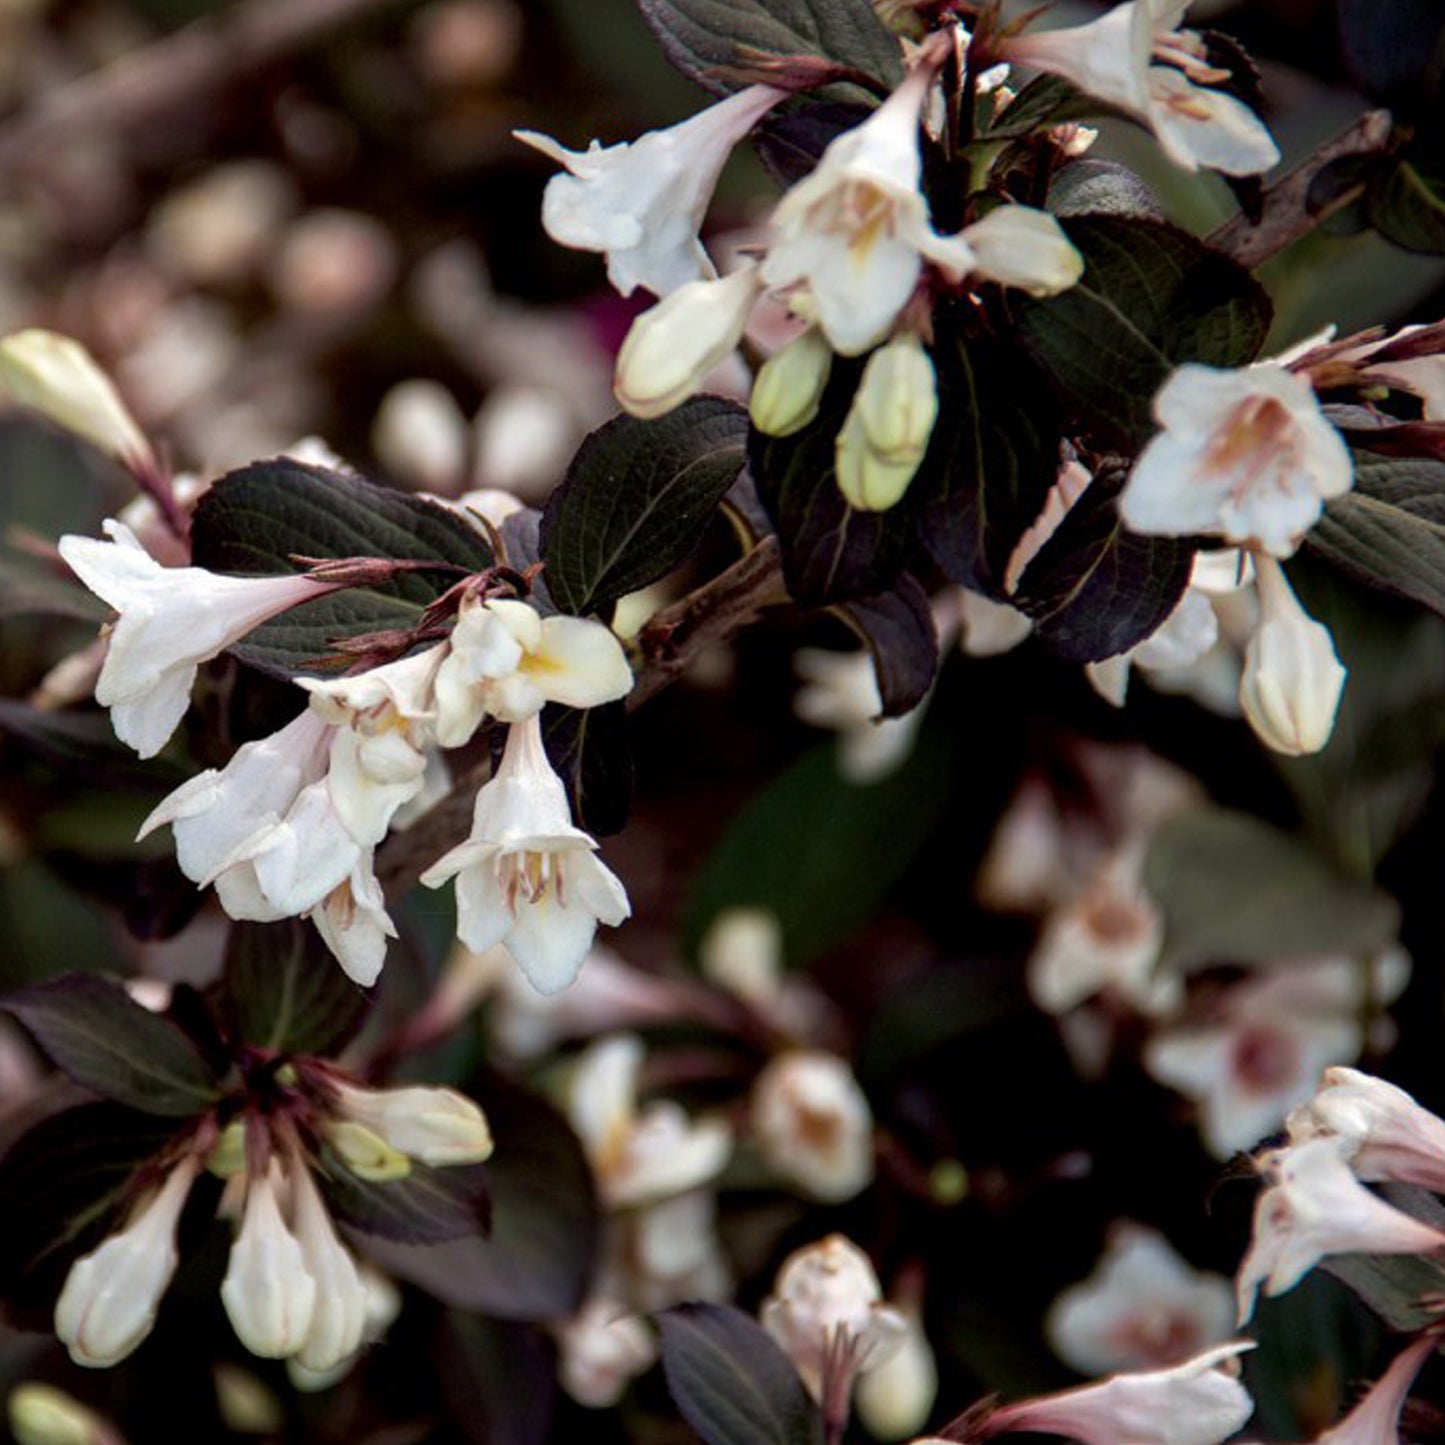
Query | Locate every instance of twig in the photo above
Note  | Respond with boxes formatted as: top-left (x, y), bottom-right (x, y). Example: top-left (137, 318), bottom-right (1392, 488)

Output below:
top-left (1206, 108), bottom-right (1394, 270)
top-left (0, 0), bottom-right (403, 182)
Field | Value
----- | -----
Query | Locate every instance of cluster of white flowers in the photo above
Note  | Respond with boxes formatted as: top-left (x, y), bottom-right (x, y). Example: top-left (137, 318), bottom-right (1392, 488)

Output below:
top-left (55, 1080), bottom-right (492, 1374)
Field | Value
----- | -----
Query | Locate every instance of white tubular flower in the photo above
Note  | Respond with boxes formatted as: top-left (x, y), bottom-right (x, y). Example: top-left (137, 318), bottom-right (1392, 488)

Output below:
top-left (751, 326), bottom-right (834, 437)
top-left (1045, 1223), bottom-right (1234, 1378)
top-left (760, 1235), bottom-right (908, 1401)
top-left (959, 205), bottom-right (1084, 297)
top-left (330, 1080), bottom-right (494, 1166)
top-left (8, 1384), bottom-right (120, 1445)
top-left (421, 715), bottom-right (631, 994)
top-left (309, 856), bottom-right (397, 987)
top-left (759, 62), bottom-right (974, 356)
top-left (1235, 1137), bottom-right (1445, 1324)
top-left (220, 1162), bottom-right (318, 1359)
top-left (556, 1298), bottom-right (659, 1408)
top-left (517, 84), bottom-right (785, 299)
top-left (793, 646), bottom-right (925, 784)
top-left (244, 779), bottom-right (366, 918)
top-left (1311, 1334), bottom-right (1436, 1445)
top-left (55, 1156), bottom-right (200, 1368)
top-left (57, 523), bottom-right (335, 758)
top-left (979, 1341), bottom-right (1255, 1445)
top-left (434, 595), bottom-right (633, 740)
top-left (751, 1050), bottom-right (874, 1203)
top-left (1118, 363), bottom-right (1352, 558)
top-left (288, 1164), bottom-right (368, 1374)
top-left (835, 334), bottom-right (939, 511)
top-left (1288, 1066), bottom-right (1445, 1193)
top-left (1239, 557), bottom-right (1346, 757)
top-left (614, 263), bottom-right (763, 418)
top-left (0, 329), bottom-right (154, 470)
top-left (1000, 1), bottom-right (1279, 176)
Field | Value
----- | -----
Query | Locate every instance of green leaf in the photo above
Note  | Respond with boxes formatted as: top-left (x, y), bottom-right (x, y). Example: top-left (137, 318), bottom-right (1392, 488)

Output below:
top-left (1143, 808), bottom-right (1401, 969)
top-left (1306, 451), bottom-right (1445, 618)
top-left (0, 698), bottom-right (189, 791)
top-left (756, 100), bottom-right (874, 187)
top-left (911, 328), bottom-right (1063, 595)
top-left (540, 398), bottom-right (747, 617)
top-left (749, 360), bottom-right (916, 607)
top-left (542, 700), bottom-right (633, 837)
top-left (1368, 155), bottom-right (1445, 254)
top-left (1008, 468), bottom-right (1195, 662)
top-left (831, 574), bottom-right (937, 717)
top-left (224, 920), bottom-right (370, 1057)
top-left (363, 1080), bottom-right (599, 1320)
top-left (1323, 1250), bottom-right (1445, 1332)
top-left (659, 1304), bottom-right (823, 1445)
top-left (3, 974), bottom-right (222, 1115)
top-left (320, 1154), bottom-right (491, 1244)
top-left (190, 458), bottom-right (493, 679)
top-left (635, 0), bottom-right (902, 98)
top-left (1014, 215), bottom-right (1272, 447)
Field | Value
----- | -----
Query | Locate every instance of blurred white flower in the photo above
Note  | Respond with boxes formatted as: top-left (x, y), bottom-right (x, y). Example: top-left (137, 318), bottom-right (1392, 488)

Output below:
top-left (1086, 588), bottom-right (1218, 708)
top-left (555, 1298), bottom-right (658, 1407)
top-left (793, 646), bottom-right (925, 783)
top-left (954, 588), bottom-right (1033, 657)
top-left (372, 379), bottom-right (470, 490)
top-left (7, 1385), bottom-right (121, 1445)
top-left (751, 1051), bottom-right (874, 1203)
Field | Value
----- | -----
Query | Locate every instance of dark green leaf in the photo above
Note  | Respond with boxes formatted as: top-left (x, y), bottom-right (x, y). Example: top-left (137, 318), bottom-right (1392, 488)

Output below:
top-left (749, 361), bottom-right (916, 607)
top-left (1143, 808), bottom-right (1401, 969)
top-left (1306, 452), bottom-right (1445, 618)
top-left (190, 458), bottom-right (493, 679)
top-left (756, 101), bottom-right (874, 186)
top-left (0, 1102), bottom-right (183, 1322)
top-left (911, 328), bottom-right (1062, 594)
top-left (1014, 215), bottom-right (1271, 447)
top-left (363, 1080), bottom-right (598, 1320)
top-left (540, 399), bottom-right (747, 616)
top-left (635, 0), bottom-right (902, 98)
top-left (322, 1153), bottom-right (490, 1244)
top-left (831, 574), bottom-right (937, 717)
top-left (0, 698), bottom-right (188, 791)
top-left (659, 1304), bottom-right (823, 1445)
top-left (3, 974), bottom-right (222, 1115)
top-left (542, 699), bottom-right (632, 837)
top-left (437, 1312), bottom-right (557, 1445)
top-left (224, 920), bottom-right (370, 1057)
top-left (1009, 469), bottom-right (1194, 661)
top-left (1323, 1251), bottom-right (1445, 1333)
top-left (1367, 155), bottom-right (1445, 255)
top-left (983, 73), bottom-right (1122, 139)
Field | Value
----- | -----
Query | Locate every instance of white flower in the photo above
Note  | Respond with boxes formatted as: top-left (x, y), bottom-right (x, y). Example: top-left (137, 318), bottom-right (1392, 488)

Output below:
top-left (309, 855), bottom-right (397, 987)
top-left (1046, 1224), bottom-right (1234, 1378)
top-left (760, 1235), bottom-right (908, 1402)
top-left (57, 522), bottom-right (333, 757)
top-left (979, 1341), bottom-right (1255, 1445)
top-left (1239, 557), bottom-right (1346, 756)
top-left (434, 596), bottom-right (633, 740)
top-left (288, 1164), bottom-right (368, 1374)
top-left (371, 378), bottom-right (470, 489)
top-left (555, 1298), bottom-right (659, 1408)
top-left (517, 85), bottom-right (785, 298)
top-left (613, 262), bottom-right (763, 418)
top-left (1001, 0), bottom-right (1279, 176)
top-left (221, 1162), bottom-right (317, 1359)
top-left (330, 1080), bottom-right (494, 1166)
top-left (1118, 363), bottom-right (1352, 558)
top-left (1236, 1137), bottom-right (1445, 1323)
top-left (421, 715), bottom-right (631, 993)
top-left (793, 646), bottom-right (925, 783)
top-left (0, 329), bottom-right (154, 470)
top-left (835, 333), bottom-right (939, 511)
top-left (751, 1050), bottom-right (874, 1202)
top-left (55, 1157), bottom-right (200, 1368)
top-left (1087, 589), bottom-right (1219, 708)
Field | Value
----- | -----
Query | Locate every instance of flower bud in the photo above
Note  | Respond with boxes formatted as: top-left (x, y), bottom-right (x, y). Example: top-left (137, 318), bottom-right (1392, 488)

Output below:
top-left (750, 327), bottom-right (833, 437)
top-left (1239, 558), bottom-right (1346, 756)
top-left (207, 1120), bottom-right (247, 1178)
top-left (332, 1081), bottom-right (494, 1166)
top-left (834, 337), bottom-right (937, 512)
top-left (962, 205), bottom-right (1085, 297)
top-left (289, 1165), bottom-right (368, 1373)
top-left (0, 330), bottom-right (153, 471)
top-left (8, 1385), bottom-right (118, 1445)
top-left (854, 1304), bottom-right (938, 1440)
top-left (220, 1162), bottom-right (317, 1359)
top-left (324, 1120), bottom-right (413, 1182)
top-left (55, 1157), bottom-right (199, 1368)
top-left (751, 1050), bottom-right (874, 1202)
top-left (614, 264), bottom-right (761, 419)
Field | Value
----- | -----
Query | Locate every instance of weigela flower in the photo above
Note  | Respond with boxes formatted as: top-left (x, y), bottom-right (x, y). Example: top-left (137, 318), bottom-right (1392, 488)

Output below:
top-left (793, 646), bottom-right (926, 784)
top-left (55, 1156), bottom-right (201, 1368)
top-left (555, 1298), bottom-right (659, 1408)
top-left (310, 855), bottom-right (398, 988)
top-left (1046, 1223), bottom-right (1234, 1377)
top-left (1118, 362), bottom-right (1353, 558)
top-left (1000, 0), bottom-right (1279, 176)
top-left (1239, 557), bottom-right (1346, 757)
top-left (421, 715), bottom-right (632, 994)
top-left (1235, 1136), bottom-right (1445, 1323)
top-left (750, 1050), bottom-right (874, 1203)
top-left (517, 85), bottom-right (785, 299)
top-left (57, 523), bottom-right (335, 758)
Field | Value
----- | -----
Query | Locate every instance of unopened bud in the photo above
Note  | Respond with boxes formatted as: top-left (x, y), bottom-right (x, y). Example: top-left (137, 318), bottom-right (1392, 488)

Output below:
top-left (212, 1364), bottom-right (285, 1435)
top-left (325, 1120), bottom-right (413, 1182)
top-left (8, 1385), bottom-right (118, 1445)
top-left (332, 1081), bottom-right (494, 1166)
top-left (220, 1162), bottom-right (317, 1359)
top-left (750, 327), bottom-right (832, 437)
top-left (834, 336), bottom-right (937, 512)
top-left (0, 330), bottom-right (153, 471)
top-left (1239, 557), bottom-right (1346, 756)
top-left (854, 1305), bottom-right (938, 1440)
top-left (207, 1120), bottom-right (247, 1179)
top-left (614, 265), bottom-right (761, 419)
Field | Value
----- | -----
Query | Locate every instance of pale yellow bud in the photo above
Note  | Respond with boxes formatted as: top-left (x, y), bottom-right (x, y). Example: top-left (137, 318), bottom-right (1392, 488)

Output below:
top-left (750, 327), bottom-right (832, 437)
top-left (206, 1120), bottom-right (247, 1179)
top-left (834, 336), bottom-right (937, 512)
top-left (8, 1385), bottom-right (118, 1445)
top-left (325, 1120), bottom-right (413, 1182)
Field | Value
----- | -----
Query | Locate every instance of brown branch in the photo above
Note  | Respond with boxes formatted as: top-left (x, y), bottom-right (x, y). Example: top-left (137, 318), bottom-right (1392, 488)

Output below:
top-left (0, 0), bottom-right (404, 182)
top-left (376, 537), bottom-right (790, 890)
top-left (1206, 108), bottom-right (1394, 270)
